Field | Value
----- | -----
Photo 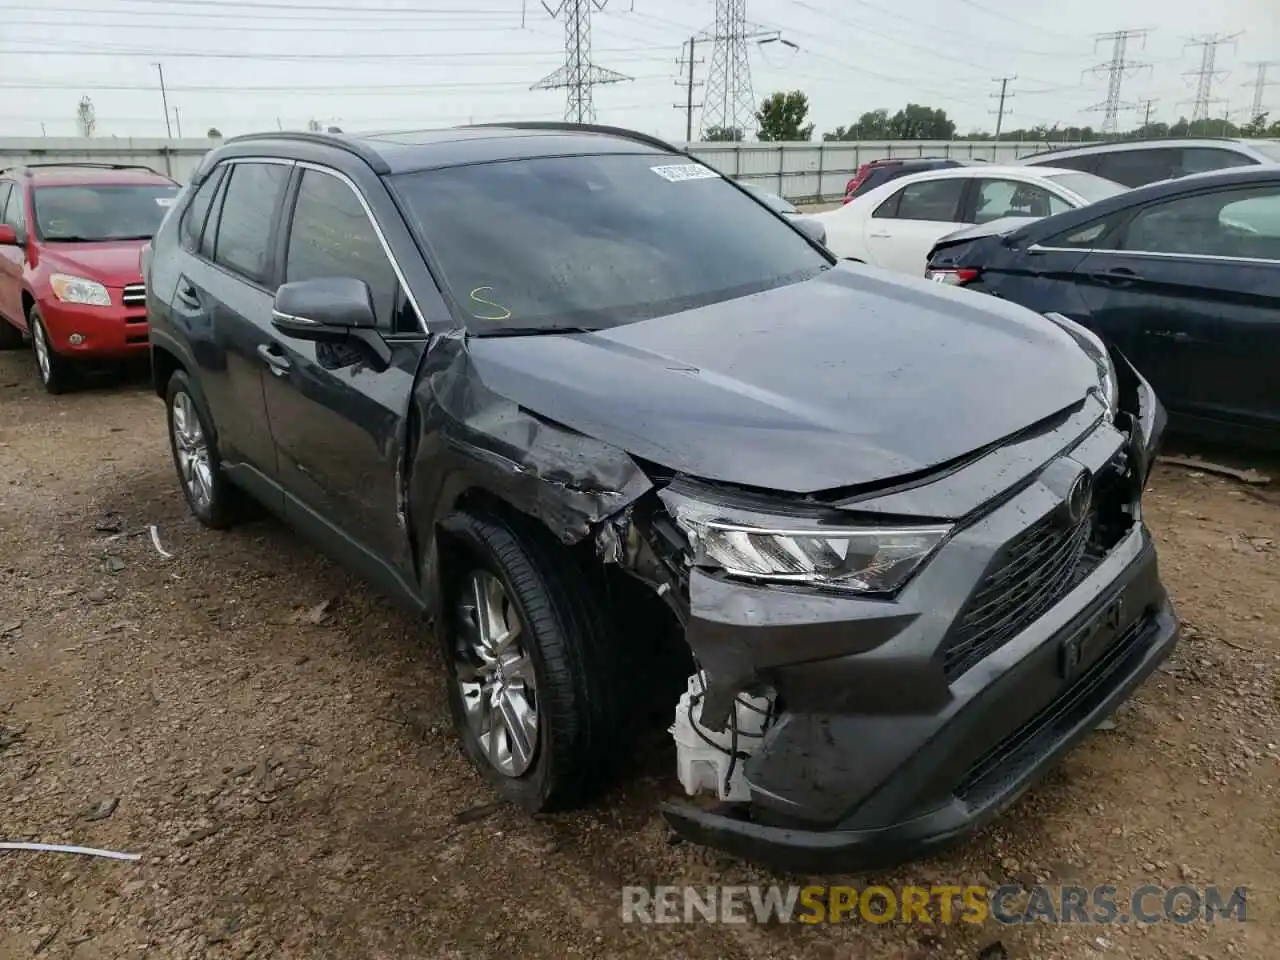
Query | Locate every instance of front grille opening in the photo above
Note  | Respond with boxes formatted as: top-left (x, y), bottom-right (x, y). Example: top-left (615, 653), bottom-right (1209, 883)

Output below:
top-left (955, 610), bottom-right (1158, 803)
top-left (122, 283), bottom-right (146, 308)
top-left (942, 452), bottom-right (1137, 683)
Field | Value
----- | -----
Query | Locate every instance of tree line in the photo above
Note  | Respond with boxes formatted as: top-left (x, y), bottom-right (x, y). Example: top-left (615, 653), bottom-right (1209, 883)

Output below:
top-left (704, 90), bottom-right (1280, 143)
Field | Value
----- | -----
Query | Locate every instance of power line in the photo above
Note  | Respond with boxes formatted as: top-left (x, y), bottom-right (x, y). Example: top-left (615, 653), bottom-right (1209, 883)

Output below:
top-left (1183, 32), bottom-right (1242, 123)
top-left (1242, 61), bottom-right (1279, 122)
top-left (3, 16), bottom-right (530, 33)
top-left (1085, 29), bottom-right (1152, 134)
top-left (990, 75), bottom-right (1015, 140)
top-left (18, 0), bottom-right (524, 12)
top-left (673, 36), bottom-right (704, 142)
top-left (0, 77), bottom-right (673, 93)
top-left (531, 0), bottom-right (631, 123)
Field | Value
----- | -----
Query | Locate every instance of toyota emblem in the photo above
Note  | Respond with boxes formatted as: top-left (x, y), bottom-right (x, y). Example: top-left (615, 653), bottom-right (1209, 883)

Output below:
top-left (1065, 470), bottom-right (1093, 525)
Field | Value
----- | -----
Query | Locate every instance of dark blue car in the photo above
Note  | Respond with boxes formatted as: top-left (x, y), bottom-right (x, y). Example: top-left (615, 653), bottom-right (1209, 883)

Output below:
top-left (926, 166), bottom-right (1280, 451)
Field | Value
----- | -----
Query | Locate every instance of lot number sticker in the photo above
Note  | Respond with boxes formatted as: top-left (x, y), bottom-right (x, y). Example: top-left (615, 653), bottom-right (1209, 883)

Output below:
top-left (155, 197), bottom-right (175, 207)
top-left (650, 163), bottom-right (720, 183)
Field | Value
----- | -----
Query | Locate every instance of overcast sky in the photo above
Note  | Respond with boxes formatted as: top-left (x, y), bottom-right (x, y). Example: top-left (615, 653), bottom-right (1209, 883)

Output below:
top-left (1, 0), bottom-right (1276, 141)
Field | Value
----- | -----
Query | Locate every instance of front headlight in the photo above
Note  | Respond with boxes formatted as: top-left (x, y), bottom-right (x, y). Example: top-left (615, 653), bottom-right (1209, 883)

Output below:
top-left (1045, 311), bottom-right (1118, 417)
top-left (662, 490), bottom-right (951, 594)
top-left (50, 273), bottom-right (112, 307)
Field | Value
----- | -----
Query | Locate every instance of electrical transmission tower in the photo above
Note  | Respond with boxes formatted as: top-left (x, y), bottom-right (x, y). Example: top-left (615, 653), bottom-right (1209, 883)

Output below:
top-left (1243, 61), bottom-right (1279, 122)
top-left (531, 0), bottom-right (631, 123)
top-left (990, 75), bottom-right (1015, 140)
top-left (1183, 32), bottom-right (1241, 123)
top-left (1085, 29), bottom-right (1151, 135)
top-left (698, 0), bottom-right (786, 138)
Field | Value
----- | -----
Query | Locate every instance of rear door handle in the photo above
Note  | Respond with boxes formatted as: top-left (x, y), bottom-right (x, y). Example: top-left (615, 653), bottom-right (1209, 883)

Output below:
top-left (1147, 329), bottom-right (1195, 342)
top-left (175, 279), bottom-right (201, 309)
top-left (256, 343), bottom-right (291, 377)
top-left (1090, 267), bottom-right (1139, 287)
top-left (868, 231), bottom-right (891, 239)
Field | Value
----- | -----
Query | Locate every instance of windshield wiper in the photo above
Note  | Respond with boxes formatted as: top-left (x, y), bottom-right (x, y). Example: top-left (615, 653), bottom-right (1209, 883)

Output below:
top-left (473, 325), bottom-right (598, 337)
top-left (45, 235), bottom-right (98, 242)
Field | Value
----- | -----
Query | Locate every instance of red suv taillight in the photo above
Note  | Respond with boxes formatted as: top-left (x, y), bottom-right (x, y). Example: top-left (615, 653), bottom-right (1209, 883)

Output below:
top-left (925, 267), bottom-right (982, 286)
top-left (843, 164), bottom-right (872, 202)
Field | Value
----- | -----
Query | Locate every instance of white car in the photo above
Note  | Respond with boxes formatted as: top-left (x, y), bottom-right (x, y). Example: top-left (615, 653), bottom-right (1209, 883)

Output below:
top-left (811, 164), bottom-right (1127, 275)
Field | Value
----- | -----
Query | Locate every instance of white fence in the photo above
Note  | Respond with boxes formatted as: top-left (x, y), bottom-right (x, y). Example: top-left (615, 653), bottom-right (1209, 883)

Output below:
top-left (0, 136), bottom-right (1077, 202)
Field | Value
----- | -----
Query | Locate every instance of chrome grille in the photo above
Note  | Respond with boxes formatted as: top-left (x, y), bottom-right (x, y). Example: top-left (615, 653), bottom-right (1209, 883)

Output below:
top-left (942, 503), bottom-right (1093, 681)
top-left (122, 283), bottom-right (146, 307)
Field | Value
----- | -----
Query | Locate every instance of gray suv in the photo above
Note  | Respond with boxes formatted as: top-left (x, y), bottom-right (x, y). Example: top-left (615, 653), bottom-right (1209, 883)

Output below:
top-left (142, 123), bottom-right (1178, 871)
top-left (1019, 137), bottom-right (1280, 189)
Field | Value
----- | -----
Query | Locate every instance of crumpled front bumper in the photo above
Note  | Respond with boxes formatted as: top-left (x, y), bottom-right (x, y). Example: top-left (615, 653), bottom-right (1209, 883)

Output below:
top-left (661, 354), bottom-right (1176, 873)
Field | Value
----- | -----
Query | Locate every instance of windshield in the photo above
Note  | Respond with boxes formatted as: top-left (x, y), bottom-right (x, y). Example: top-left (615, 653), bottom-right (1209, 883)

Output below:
top-left (389, 153), bottom-right (831, 334)
top-left (33, 183), bottom-right (179, 241)
top-left (1043, 171), bottom-right (1129, 204)
top-left (1247, 141), bottom-right (1280, 163)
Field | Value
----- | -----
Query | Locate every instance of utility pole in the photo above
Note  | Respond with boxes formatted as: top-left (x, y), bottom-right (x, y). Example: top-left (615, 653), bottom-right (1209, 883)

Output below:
top-left (1137, 97), bottom-right (1158, 131)
top-left (153, 62), bottom-right (173, 140)
top-left (673, 36), bottom-right (704, 142)
top-left (1183, 32), bottom-right (1241, 123)
top-left (1085, 29), bottom-right (1152, 135)
top-left (1242, 61), bottom-right (1279, 123)
top-left (990, 75), bottom-right (1015, 140)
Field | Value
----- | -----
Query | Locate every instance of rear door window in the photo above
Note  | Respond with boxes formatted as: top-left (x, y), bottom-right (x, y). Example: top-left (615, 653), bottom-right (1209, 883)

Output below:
top-left (1036, 154), bottom-right (1100, 175)
top-left (1093, 148), bottom-right (1181, 188)
top-left (212, 162), bottom-right (291, 285)
top-left (0, 184), bottom-right (11, 221)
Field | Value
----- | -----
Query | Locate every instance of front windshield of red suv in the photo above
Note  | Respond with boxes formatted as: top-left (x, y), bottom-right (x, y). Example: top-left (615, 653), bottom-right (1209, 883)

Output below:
top-left (33, 183), bottom-right (179, 242)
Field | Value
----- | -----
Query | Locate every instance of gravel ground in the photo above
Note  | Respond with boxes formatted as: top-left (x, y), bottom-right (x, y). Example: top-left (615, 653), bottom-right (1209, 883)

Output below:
top-left (0, 351), bottom-right (1277, 960)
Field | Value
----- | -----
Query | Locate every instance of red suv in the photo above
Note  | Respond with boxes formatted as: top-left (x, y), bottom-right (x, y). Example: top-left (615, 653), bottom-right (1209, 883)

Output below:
top-left (0, 163), bottom-right (180, 392)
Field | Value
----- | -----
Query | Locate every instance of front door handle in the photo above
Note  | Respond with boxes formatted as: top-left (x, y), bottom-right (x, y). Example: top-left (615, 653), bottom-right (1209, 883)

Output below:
top-left (1090, 267), bottom-right (1139, 287)
top-left (1147, 329), bottom-right (1195, 342)
top-left (868, 231), bottom-right (891, 239)
top-left (175, 279), bottom-right (201, 309)
top-left (256, 343), bottom-right (291, 376)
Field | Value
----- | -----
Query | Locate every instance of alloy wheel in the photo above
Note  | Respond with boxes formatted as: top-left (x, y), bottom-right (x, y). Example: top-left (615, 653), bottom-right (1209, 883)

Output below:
top-left (454, 570), bottom-right (540, 777)
top-left (171, 390), bottom-right (214, 510)
top-left (31, 320), bottom-right (51, 384)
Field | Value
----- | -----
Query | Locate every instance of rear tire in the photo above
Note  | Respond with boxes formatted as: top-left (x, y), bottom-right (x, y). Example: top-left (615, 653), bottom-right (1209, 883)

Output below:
top-left (164, 370), bottom-right (244, 529)
top-left (438, 507), bottom-right (626, 813)
top-left (29, 309), bottom-right (75, 394)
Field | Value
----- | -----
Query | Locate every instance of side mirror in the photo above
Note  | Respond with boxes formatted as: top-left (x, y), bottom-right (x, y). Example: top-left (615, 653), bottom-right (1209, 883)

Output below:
top-left (272, 277), bottom-right (377, 335)
top-left (793, 216), bottom-right (827, 247)
top-left (271, 277), bottom-right (391, 368)
top-left (0, 225), bottom-right (19, 246)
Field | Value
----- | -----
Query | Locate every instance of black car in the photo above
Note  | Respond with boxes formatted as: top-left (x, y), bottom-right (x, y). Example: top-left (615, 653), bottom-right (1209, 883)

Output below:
top-left (143, 123), bottom-right (1176, 872)
top-left (927, 165), bottom-right (1280, 451)
top-left (843, 157), bottom-right (969, 201)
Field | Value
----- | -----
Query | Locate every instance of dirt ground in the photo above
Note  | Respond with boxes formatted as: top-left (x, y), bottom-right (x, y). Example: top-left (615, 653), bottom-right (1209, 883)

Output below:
top-left (1, 351), bottom-right (1277, 960)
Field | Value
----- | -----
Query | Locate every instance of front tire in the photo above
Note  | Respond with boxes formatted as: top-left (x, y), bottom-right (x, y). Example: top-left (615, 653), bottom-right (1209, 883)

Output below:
top-left (165, 370), bottom-right (242, 529)
top-left (28, 309), bottom-right (74, 393)
top-left (439, 508), bottom-right (625, 813)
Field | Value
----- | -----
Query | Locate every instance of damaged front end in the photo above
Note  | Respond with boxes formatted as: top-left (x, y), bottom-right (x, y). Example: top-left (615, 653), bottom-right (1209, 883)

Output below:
top-left (603, 348), bottom-right (1175, 873)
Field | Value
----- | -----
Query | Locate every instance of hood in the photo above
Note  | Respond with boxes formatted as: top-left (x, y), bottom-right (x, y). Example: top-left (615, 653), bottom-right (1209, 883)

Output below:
top-left (932, 216), bottom-right (1040, 248)
top-left (38, 240), bottom-right (147, 286)
top-left (464, 265), bottom-right (1099, 494)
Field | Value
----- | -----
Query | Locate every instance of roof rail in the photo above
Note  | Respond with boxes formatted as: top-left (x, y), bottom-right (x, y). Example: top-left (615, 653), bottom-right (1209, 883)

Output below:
top-left (461, 121), bottom-right (687, 156)
top-left (222, 130), bottom-right (390, 174)
top-left (2, 161), bottom-right (165, 176)
top-left (1020, 135), bottom-right (1244, 159)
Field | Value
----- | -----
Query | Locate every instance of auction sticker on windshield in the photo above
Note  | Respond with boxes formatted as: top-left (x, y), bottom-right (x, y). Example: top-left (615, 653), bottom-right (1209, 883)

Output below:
top-left (651, 163), bottom-right (720, 183)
